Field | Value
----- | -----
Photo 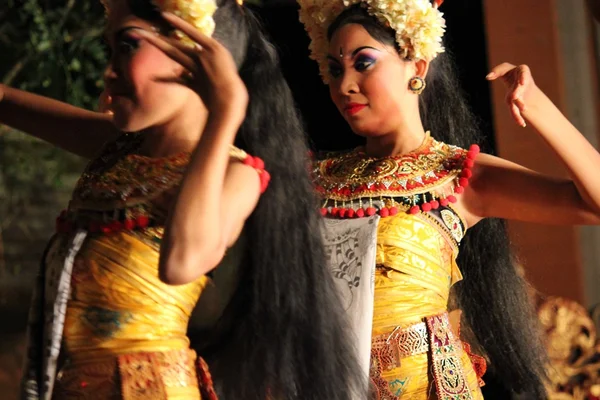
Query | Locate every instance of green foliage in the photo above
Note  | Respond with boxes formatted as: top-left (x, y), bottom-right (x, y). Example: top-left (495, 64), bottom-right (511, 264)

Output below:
top-left (0, 0), bottom-right (107, 104)
top-left (0, 0), bottom-right (107, 277)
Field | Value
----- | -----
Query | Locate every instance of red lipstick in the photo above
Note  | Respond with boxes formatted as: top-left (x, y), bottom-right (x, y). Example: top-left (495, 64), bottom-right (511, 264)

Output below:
top-left (344, 103), bottom-right (366, 116)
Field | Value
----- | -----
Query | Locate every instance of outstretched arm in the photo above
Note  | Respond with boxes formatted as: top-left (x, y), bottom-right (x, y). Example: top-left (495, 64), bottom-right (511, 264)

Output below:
top-left (0, 85), bottom-right (120, 158)
top-left (460, 63), bottom-right (600, 226)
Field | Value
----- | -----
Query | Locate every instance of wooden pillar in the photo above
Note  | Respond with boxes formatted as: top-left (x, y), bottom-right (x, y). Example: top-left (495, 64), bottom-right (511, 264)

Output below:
top-left (482, 0), bottom-right (587, 303)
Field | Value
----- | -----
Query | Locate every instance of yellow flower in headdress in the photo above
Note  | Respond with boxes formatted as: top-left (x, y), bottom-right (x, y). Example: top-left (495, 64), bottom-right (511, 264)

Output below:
top-left (298, 0), bottom-right (446, 83)
top-left (101, 0), bottom-right (244, 43)
top-left (153, 0), bottom-right (217, 40)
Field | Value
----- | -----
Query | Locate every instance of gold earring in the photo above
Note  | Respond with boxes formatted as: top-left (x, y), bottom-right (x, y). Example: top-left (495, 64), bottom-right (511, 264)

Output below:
top-left (409, 76), bottom-right (426, 95)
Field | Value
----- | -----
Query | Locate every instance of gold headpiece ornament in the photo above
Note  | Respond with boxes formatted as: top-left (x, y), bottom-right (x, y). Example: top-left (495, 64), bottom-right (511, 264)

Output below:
top-left (298, 0), bottom-right (446, 82)
top-left (101, 0), bottom-right (245, 43)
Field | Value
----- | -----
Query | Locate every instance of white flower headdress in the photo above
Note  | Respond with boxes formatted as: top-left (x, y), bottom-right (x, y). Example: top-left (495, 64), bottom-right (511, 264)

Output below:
top-left (101, 0), bottom-right (243, 42)
top-left (298, 0), bottom-right (446, 82)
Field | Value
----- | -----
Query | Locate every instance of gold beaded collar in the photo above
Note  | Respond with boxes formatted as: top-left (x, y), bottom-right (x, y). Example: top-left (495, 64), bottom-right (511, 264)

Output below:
top-left (312, 132), bottom-right (480, 217)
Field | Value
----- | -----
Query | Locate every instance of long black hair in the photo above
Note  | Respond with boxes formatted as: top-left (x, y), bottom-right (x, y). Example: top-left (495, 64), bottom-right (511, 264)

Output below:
top-left (128, 0), bottom-right (365, 399)
top-left (328, 5), bottom-right (548, 399)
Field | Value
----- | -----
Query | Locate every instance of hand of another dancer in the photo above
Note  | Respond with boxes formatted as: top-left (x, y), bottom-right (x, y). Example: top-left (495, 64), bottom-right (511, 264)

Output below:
top-left (136, 12), bottom-right (248, 124)
top-left (98, 90), bottom-right (113, 115)
top-left (486, 63), bottom-right (536, 128)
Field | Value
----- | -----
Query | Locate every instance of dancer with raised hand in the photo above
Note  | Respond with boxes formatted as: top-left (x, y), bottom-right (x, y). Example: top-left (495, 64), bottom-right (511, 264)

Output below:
top-left (298, 0), bottom-right (600, 398)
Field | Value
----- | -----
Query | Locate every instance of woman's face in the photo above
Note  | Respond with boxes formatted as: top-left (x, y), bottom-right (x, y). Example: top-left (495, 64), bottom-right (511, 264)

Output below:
top-left (327, 23), bottom-right (420, 138)
top-left (103, 1), bottom-right (200, 132)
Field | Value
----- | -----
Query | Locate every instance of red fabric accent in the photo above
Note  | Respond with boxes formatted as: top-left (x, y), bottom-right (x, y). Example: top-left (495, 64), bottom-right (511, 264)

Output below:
top-left (259, 170), bottom-right (271, 193)
top-left (469, 144), bottom-right (481, 154)
top-left (136, 215), bottom-right (149, 228)
top-left (196, 358), bottom-right (218, 400)
top-left (462, 341), bottom-right (487, 387)
top-left (243, 155), bottom-right (254, 166)
top-left (253, 157), bottom-right (265, 170)
top-left (110, 221), bottom-right (122, 232)
top-left (124, 219), bottom-right (136, 230)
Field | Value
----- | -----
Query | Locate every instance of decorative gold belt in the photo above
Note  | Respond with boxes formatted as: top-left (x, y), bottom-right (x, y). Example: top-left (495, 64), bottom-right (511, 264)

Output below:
top-left (370, 312), bottom-right (476, 400)
top-left (371, 321), bottom-right (429, 371)
top-left (53, 348), bottom-right (202, 399)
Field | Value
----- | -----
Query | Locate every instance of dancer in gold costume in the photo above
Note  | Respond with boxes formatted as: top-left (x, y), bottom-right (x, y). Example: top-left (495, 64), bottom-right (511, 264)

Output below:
top-left (298, 0), bottom-right (600, 398)
top-left (0, 0), bottom-right (364, 399)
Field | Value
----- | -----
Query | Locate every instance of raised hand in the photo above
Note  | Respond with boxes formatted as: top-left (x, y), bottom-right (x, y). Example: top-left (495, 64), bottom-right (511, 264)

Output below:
top-left (136, 12), bottom-right (248, 123)
top-left (486, 63), bottom-right (536, 128)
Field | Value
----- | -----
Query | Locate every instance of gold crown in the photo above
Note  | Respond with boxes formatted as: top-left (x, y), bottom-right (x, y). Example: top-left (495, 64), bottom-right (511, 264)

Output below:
top-left (298, 0), bottom-right (446, 83)
top-left (101, 0), bottom-right (244, 42)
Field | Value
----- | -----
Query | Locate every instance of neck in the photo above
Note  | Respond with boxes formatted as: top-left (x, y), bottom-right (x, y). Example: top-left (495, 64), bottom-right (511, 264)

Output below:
top-left (138, 101), bottom-right (208, 158)
top-left (364, 118), bottom-right (427, 158)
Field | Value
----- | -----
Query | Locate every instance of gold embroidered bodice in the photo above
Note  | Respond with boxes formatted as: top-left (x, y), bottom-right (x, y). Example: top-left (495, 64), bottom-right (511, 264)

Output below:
top-left (373, 210), bottom-right (464, 335)
top-left (62, 134), bottom-right (203, 356)
top-left (313, 137), bottom-right (484, 398)
top-left (52, 134), bottom-right (206, 399)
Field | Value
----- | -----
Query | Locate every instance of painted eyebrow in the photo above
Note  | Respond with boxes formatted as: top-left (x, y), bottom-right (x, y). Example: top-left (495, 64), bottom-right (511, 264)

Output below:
top-left (326, 46), bottom-right (381, 63)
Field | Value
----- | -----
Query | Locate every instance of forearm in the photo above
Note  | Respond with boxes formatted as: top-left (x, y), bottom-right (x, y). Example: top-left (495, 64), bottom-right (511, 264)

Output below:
top-left (0, 85), bottom-right (119, 158)
top-left (160, 114), bottom-right (241, 283)
top-left (524, 87), bottom-right (600, 213)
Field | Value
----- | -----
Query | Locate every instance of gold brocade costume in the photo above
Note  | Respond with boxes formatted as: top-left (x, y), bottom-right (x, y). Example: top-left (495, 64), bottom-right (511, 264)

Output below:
top-left (52, 232), bottom-right (206, 399)
top-left (371, 212), bottom-right (482, 399)
top-left (34, 133), bottom-right (216, 400)
top-left (313, 135), bottom-right (485, 399)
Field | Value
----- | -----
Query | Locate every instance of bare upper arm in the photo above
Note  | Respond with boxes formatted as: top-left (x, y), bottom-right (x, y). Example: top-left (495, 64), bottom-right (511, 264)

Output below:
top-left (457, 153), bottom-right (600, 227)
top-left (220, 161), bottom-right (261, 248)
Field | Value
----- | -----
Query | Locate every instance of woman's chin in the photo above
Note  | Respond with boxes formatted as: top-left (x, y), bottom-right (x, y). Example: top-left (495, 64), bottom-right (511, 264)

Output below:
top-left (349, 124), bottom-right (385, 138)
